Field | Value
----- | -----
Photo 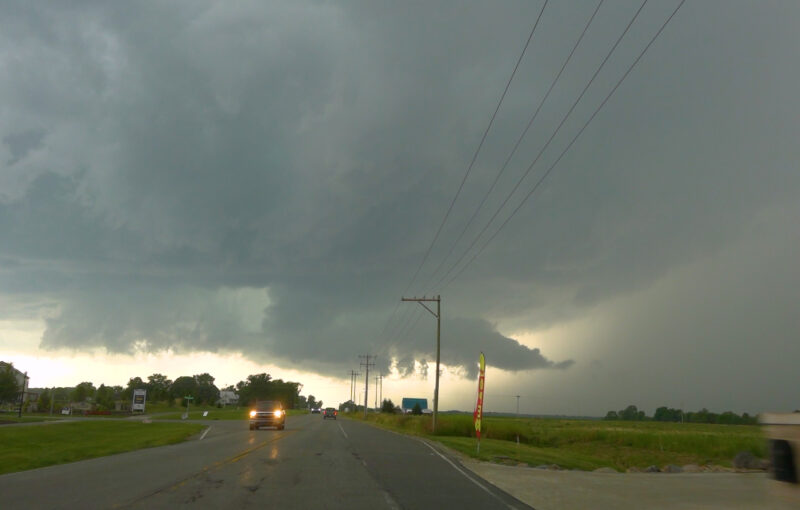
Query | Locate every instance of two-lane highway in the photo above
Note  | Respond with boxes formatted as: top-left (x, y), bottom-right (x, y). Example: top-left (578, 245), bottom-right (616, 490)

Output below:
top-left (0, 414), bottom-right (530, 509)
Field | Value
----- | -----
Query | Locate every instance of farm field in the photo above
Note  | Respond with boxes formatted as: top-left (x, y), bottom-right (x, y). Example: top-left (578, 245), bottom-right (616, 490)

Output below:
top-left (346, 413), bottom-right (768, 472)
top-left (0, 421), bottom-right (205, 475)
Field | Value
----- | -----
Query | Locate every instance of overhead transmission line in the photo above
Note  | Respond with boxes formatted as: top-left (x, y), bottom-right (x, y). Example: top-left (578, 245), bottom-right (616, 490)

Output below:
top-left (376, 0), bottom-right (549, 352)
top-left (429, 0), bottom-right (649, 290)
top-left (421, 0), bottom-right (605, 294)
top-left (442, 0), bottom-right (686, 290)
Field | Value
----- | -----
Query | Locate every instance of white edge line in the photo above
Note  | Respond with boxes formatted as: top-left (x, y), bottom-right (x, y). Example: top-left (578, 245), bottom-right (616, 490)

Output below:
top-left (419, 439), bottom-right (518, 510)
top-left (199, 427), bottom-right (211, 440)
top-left (338, 422), bottom-right (348, 439)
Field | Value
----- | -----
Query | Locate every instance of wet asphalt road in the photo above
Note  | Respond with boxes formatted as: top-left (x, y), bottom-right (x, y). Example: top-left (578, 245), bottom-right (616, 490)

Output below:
top-left (0, 414), bottom-right (530, 509)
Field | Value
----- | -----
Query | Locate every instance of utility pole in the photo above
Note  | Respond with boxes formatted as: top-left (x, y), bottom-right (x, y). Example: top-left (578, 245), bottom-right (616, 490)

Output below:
top-left (349, 370), bottom-right (359, 405)
top-left (359, 355), bottom-right (375, 418)
top-left (401, 295), bottom-right (441, 431)
top-left (374, 376), bottom-right (379, 410)
top-left (17, 372), bottom-right (27, 418)
top-left (379, 374), bottom-right (383, 409)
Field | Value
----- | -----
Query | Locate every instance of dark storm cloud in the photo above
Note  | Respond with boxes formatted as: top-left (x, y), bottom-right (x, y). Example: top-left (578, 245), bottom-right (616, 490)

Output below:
top-left (1, 0), bottom-right (798, 410)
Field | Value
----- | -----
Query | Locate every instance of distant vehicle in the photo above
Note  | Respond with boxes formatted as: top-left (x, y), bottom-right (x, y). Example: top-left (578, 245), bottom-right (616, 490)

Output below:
top-left (311, 408), bottom-right (321, 414)
top-left (249, 400), bottom-right (285, 430)
top-left (323, 407), bottom-right (337, 420)
top-left (61, 407), bottom-right (71, 415)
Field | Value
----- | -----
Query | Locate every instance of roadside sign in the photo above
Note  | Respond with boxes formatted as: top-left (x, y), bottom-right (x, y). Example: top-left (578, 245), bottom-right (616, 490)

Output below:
top-left (473, 352), bottom-right (486, 453)
top-left (132, 389), bottom-right (147, 412)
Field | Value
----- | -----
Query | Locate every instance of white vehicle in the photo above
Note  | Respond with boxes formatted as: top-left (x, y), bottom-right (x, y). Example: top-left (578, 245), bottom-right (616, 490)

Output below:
top-left (60, 407), bottom-right (71, 415)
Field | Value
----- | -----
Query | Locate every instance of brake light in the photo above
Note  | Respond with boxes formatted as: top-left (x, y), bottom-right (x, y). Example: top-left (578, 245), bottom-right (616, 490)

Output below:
top-left (334, 411), bottom-right (338, 415)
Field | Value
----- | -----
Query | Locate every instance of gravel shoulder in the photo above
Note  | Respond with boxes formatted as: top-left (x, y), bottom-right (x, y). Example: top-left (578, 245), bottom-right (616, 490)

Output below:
top-left (435, 444), bottom-right (792, 510)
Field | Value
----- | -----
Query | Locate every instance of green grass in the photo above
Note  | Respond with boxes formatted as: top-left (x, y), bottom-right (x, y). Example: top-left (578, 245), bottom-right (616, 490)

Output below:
top-left (0, 415), bottom-right (63, 424)
top-left (346, 413), bottom-right (767, 471)
top-left (0, 421), bottom-right (205, 475)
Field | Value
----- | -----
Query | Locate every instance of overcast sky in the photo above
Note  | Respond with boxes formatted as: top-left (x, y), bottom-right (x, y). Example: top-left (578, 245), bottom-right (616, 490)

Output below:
top-left (1, 0), bottom-right (798, 415)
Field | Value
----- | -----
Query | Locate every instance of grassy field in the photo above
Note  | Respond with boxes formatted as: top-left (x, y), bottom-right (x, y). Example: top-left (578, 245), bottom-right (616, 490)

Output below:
top-left (346, 413), bottom-right (767, 471)
top-left (0, 415), bottom-right (63, 424)
top-left (0, 421), bottom-right (205, 475)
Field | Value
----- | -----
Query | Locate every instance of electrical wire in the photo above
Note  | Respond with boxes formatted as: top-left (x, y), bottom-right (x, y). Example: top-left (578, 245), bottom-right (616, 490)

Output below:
top-left (434, 0), bottom-right (650, 290)
top-left (443, 0), bottom-right (687, 289)
top-left (377, 0), bottom-right (549, 352)
top-left (421, 0), bottom-right (605, 293)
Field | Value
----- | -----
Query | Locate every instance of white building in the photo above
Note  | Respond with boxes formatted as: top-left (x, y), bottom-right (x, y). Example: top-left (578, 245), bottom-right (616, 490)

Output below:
top-left (218, 390), bottom-right (239, 406)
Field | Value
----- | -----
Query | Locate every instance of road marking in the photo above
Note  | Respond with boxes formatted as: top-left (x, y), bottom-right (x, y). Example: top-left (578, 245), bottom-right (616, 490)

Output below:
top-left (382, 490), bottom-right (401, 510)
top-left (119, 430), bottom-right (297, 508)
top-left (419, 440), bottom-right (520, 510)
top-left (199, 427), bottom-right (211, 440)
top-left (337, 422), bottom-right (348, 439)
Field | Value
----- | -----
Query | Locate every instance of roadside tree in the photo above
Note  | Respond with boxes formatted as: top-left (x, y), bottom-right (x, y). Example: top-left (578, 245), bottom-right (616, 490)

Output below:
top-left (170, 376), bottom-right (198, 402)
top-left (381, 399), bottom-right (395, 413)
top-left (146, 373), bottom-right (172, 402)
top-left (96, 384), bottom-right (116, 410)
top-left (122, 377), bottom-right (145, 401)
top-left (71, 382), bottom-right (96, 403)
top-left (194, 373), bottom-right (219, 405)
top-left (236, 373), bottom-right (301, 407)
top-left (38, 388), bottom-right (52, 412)
top-left (0, 363), bottom-right (20, 404)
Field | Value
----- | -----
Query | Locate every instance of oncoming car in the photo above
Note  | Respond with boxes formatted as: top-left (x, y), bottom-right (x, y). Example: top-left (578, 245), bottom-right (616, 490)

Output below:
top-left (323, 407), bottom-right (337, 420)
top-left (249, 400), bottom-right (286, 430)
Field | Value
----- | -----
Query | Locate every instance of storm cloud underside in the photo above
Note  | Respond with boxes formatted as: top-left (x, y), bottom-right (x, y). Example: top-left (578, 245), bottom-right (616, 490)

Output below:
top-left (1, 1), bottom-right (798, 411)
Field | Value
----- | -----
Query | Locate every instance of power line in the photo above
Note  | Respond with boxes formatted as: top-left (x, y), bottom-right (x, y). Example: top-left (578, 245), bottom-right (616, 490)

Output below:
top-left (435, 0), bottom-right (650, 289)
top-left (377, 1), bottom-right (550, 350)
top-left (375, 305), bottom-right (424, 362)
top-left (444, 0), bottom-right (686, 289)
top-left (401, 0), bottom-right (549, 297)
top-left (422, 0), bottom-right (605, 293)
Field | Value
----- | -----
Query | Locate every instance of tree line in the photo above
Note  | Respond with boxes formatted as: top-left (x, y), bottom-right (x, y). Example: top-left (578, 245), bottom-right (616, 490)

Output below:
top-left (26, 371), bottom-right (304, 411)
top-left (604, 404), bottom-right (758, 425)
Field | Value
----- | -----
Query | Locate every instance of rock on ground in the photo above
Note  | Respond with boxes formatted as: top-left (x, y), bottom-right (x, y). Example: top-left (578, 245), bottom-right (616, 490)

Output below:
top-left (593, 467), bottom-right (618, 474)
top-left (733, 451), bottom-right (765, 470)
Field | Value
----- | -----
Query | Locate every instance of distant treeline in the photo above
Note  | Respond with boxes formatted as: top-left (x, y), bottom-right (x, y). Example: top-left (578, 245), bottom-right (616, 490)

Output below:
top-left (604, 405), bottom-right (758, 425)
top-left (30, 372), bottom-right (303, 411)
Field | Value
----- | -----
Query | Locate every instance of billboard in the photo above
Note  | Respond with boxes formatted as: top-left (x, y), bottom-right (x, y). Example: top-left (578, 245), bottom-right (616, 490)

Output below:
top-left (401, 398), bottom-right (428, 413)
top-left (132, 388), bottom-right (147, 412)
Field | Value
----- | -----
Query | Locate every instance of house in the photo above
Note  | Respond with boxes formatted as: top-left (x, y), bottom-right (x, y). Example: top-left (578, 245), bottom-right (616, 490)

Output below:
top-left (218, 390), bottom-right (239, 406)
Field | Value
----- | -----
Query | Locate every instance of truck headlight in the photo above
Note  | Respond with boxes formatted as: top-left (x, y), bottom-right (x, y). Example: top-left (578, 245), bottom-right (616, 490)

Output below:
top-left (249, 410), bottom-right (256, 418)
top-left (274, 410), bottom-right (283, 417)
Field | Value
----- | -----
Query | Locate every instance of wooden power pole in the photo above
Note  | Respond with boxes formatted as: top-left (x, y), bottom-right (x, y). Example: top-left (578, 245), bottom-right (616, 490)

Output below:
top-left (359, 355), bottom-right (374, 418)
top-left (401, 295), bottom-right (441, 432)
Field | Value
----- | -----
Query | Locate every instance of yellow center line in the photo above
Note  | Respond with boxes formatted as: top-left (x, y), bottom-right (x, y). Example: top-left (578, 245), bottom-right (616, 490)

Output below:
top-left (115, 429), bottom-right (298, 508)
